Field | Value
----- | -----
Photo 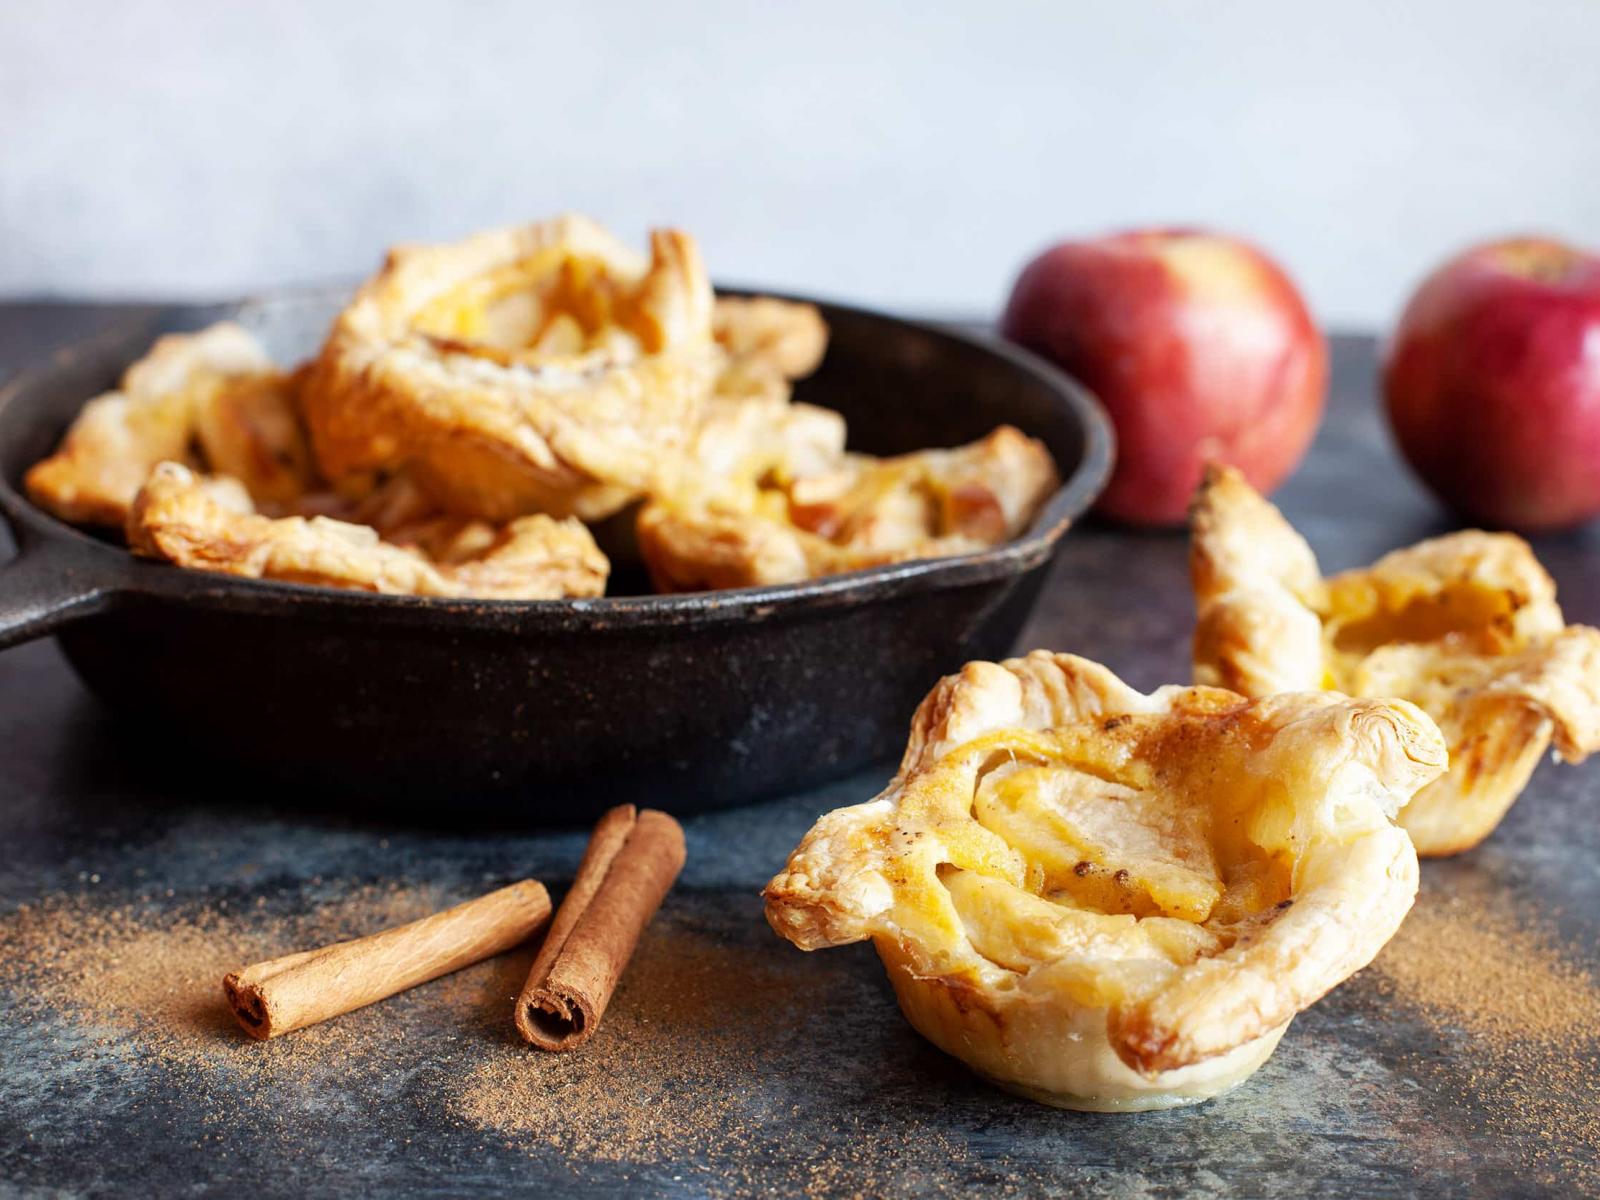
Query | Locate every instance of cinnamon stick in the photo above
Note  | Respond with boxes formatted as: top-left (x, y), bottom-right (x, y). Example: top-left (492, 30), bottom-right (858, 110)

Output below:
top-left (515, 805), bottom-right (686, 1051)
top-left (224, 880), bottom-right (551, 1040)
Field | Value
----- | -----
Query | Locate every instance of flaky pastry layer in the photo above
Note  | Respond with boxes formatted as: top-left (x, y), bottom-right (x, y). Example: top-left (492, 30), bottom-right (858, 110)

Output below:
top-left (27, 228), bottom-right (1061, 603)
top-left (639, 425), bottom-right (1058, 591)
top-left (1191, 464), bottom-right (1600, 855)
top-left (25, 324), bottom-right (308, 527)
top-left (301, 214), bottom-right (719, 522)
top-left (128, 462), bottom-right (607, 600)
top-left (712, 295), bottom-right (828, 380)
top-left (674, 300), bottom-right (846, 499)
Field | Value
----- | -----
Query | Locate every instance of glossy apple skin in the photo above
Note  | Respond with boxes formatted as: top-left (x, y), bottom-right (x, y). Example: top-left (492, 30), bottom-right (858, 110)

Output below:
top-left (1001, 230), bottom-right (1326, 526)
top-left (1383, 238), bottom-right (1600, 533)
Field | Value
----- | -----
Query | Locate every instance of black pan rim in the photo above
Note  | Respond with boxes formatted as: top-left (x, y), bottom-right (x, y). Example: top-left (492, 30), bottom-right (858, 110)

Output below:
top-left (0, 285), bottom-right (1114, 624)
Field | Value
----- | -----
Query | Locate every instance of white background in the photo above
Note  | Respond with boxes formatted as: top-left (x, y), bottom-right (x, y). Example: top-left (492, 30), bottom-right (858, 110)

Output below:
top-left (3, 1), bottom-right (1597, 326)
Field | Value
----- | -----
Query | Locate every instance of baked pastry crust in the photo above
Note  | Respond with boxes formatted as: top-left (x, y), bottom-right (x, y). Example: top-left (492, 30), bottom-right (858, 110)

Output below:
top-left (1191, 464), bottom-right (1600, 855)
top-left (128, 462), bottom-right (607, 600)
top-left (27, 230), bottom-right (1060, 603)
top-left (25, 324), bottom-right (308, 526)
top-left (712, 296), bottom-right (828, 380)
top-left (671, 296), bottom-right (846, 494)
top-left (765, 650), bottom-right (1445, 1110)
top-left (638, 425), bottom-right (1058, 591)
top-left (301, 215), bottom-right (718, 522)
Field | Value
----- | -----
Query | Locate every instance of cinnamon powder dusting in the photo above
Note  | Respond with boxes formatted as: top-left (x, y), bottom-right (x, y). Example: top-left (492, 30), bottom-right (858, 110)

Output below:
top-left (10, 873), bottom-right (1594, 1190)
top-left (452, 911), bottom-right (975, 1190)
top-left (0, 886), bottom-right (970, 1195)
top-left (0, 884), bottom-right (482, 1107)
top-left (1368, 877), bottom-right (1600, 1176)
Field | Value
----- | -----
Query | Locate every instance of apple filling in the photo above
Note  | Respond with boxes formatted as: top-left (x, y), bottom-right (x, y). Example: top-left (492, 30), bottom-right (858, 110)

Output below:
top-left (410, 246), bottom-right (690, 371)
top-left (883, 725), bottom-right (1321, 1018)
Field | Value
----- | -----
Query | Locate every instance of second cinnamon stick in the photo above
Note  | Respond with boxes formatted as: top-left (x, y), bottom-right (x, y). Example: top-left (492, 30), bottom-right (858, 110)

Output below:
top-left (514, 805), bottom-right (686, 1051)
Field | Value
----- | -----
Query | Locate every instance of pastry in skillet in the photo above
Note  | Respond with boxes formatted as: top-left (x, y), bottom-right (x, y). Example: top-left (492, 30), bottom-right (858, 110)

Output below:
top-left (682, 375), bottom-right (846, 497)
top-left (1190, 464), bottom-right (1600, 855)
top-left (301, 215), bottom-right (719, 523)
top-left (191, 365), bottom-right (317, 512)
top-left (638, 425), bottom-right (1058, 591)
top-left (712, 295), bottom-right (829, 380)
top-left (764, 651), bottom-right (1446, 1110)
top-left (128, 462), bottom-right (607, 600)
top-left (25, 324), bottom-right (311, 526)
top-left (670, 293), bottom-right (844, 495)
top-left (585, 295), bottom-right (845, 570)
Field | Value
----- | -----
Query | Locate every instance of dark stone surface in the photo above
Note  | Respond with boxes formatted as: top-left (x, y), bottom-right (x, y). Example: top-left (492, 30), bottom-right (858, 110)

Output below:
top-left (1, 306), bottom-right (1597, 1198)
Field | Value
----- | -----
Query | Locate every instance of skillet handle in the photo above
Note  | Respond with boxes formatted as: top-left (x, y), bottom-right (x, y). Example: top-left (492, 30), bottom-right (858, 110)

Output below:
top-left (0, 535), bottom-right (114, 651)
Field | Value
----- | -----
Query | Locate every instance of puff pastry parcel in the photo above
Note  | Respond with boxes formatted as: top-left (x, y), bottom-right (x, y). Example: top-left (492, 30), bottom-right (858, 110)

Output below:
top-left (25, 324), bottom-right (311, 526)
top-left (301, 214), bottom-right (719, 522)
top-left (1191, 464), bottom-right (1600, 855)
top-left (128, 462), bottom-right (607, 600)
top-left (765, 651), bottom-right (1446, 1110)
top-left (639, 426), bottom-right (1058, 591)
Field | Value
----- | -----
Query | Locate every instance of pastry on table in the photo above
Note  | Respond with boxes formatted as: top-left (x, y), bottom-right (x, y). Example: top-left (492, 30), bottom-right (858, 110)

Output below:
top-left (25, 324), bottom-right (311, 526)
top-left (1190, 464), bottom-right (1600, 855)
top-left (764, 650), bottom-right (1446, 1111)
top-left (128, 461), bottom-right (607, 600)
top-left (638, 425), bottom-right (1058, 591)
top-left (301, 214), bottom-right (719, 523)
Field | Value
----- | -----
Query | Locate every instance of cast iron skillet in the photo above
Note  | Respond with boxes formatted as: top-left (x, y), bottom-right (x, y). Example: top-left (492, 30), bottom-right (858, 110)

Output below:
top-left (0, 288), bottom-right (1112, 817)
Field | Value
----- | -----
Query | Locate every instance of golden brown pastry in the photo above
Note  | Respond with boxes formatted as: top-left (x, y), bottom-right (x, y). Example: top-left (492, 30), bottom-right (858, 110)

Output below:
top-left (25, 324), bottom-right (308, 526)
top-left (638, 425), bottom-right (1059, 591)
top-left (301, 215), bottom-right (719, 523)
top-left (26, 224), bottom-right (1062, 604)
top-left (191, 366), bottom-right (317, 512)
top-left (765, 651), bottom-right (1446, 1111)
top-left (712, 296), bottom-right (828, 380)
top-left (1191, 464), bottom-right (1600, 855)
top-left (675, 368), bottom-right (846, 493)
top-left (128, 462), bottom-right (607, 600)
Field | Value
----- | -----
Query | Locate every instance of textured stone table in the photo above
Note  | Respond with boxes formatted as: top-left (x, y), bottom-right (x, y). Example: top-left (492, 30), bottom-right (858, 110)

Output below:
top-left (0, 306), bottom-right (1596, 1198)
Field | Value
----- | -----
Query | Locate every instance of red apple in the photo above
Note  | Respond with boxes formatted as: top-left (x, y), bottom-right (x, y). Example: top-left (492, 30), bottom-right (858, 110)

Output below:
top-left (1001, 229), bottom-right (1327, 526)
top-left (1383, 237), bottom-right (1600, 532)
